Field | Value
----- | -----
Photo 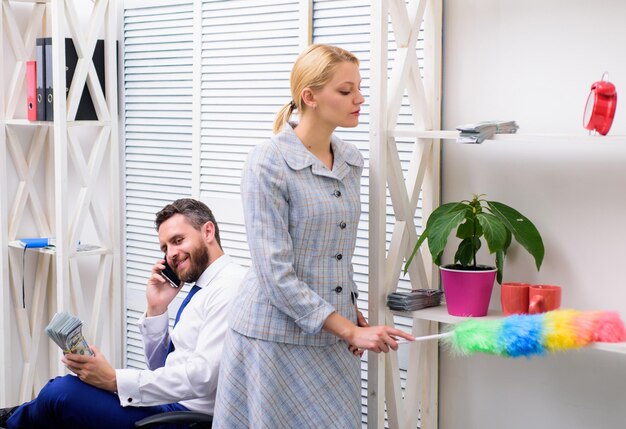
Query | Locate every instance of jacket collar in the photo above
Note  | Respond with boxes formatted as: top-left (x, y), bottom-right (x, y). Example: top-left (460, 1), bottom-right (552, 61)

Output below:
top-left (273, 122), bottom-right (362, 180)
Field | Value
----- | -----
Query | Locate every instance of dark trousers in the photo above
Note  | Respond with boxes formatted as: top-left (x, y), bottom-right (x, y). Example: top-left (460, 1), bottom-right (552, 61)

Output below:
top-left (7, 375), bottom-right (188, 429)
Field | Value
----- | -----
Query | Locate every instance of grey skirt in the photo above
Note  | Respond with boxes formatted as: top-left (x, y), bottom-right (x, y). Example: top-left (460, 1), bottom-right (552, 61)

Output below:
top-left (213, 329), bottom-right (361, 429)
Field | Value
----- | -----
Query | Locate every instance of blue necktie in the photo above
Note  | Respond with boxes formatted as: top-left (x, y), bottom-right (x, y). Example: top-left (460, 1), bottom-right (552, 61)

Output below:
top-left (165, 285), bottom-right (201, 359)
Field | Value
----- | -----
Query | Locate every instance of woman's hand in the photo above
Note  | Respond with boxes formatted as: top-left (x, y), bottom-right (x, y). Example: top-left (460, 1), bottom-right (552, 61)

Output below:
top-left (347, 325), bottom-right (414, 353)
top-left (325, 311), bottom-right (415, 354)
top-left (349, 305), bottom-right (369, 357)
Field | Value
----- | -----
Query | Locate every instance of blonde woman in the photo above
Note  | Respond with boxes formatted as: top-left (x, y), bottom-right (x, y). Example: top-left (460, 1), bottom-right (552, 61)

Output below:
top-left (213, 44), bottom-right (414, 428)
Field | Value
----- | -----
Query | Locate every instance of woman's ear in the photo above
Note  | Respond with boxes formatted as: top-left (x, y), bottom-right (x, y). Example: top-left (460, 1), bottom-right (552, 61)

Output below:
top-left (300, 88), bottom-right (317, 109)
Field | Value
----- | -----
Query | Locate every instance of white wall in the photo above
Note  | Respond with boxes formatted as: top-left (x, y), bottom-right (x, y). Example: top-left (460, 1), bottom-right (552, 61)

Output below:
top-left (441, 1), bottom-right (626, 428)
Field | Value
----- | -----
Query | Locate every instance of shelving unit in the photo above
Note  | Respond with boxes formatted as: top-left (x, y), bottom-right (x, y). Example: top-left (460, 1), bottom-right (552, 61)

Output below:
top-left (368, 2), bottom-right (626, 428)
top-left (0, 0), bottom-right (121, 406)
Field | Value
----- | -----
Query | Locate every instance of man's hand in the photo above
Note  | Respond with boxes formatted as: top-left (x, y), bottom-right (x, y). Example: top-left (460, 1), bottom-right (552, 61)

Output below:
top-left (146, 259), bottom-right (181, 317)
top-left (62, 345), bottom-right (117, 392)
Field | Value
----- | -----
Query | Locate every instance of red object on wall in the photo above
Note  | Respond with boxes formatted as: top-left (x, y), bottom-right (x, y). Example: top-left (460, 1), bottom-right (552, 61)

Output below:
top-left (583, 73), bottom-right (617, 136)
top-left (26, 60), bottom-right (37, 121)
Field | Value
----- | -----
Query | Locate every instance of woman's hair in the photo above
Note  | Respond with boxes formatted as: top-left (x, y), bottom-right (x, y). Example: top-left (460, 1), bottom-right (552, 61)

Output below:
top-left (273, 44), bottom-right (359, 133)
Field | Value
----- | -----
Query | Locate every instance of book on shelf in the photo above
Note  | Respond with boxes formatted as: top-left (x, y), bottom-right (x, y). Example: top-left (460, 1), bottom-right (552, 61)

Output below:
top-left (34, 37), bottom-right (105, 121)
top-left (26, 60), bottom-right (37, 121)
top-left (36, 38), bottom-right (46, 120)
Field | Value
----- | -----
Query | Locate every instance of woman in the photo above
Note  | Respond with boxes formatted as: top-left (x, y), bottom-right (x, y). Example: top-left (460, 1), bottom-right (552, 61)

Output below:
top-left (213, 44), bottom-right (414, 428)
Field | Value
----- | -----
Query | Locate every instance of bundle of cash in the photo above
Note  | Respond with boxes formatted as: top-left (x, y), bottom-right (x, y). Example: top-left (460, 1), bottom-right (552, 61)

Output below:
top-left (387, 289), bottom-right (444, 312)
top-left (45, 312), bottom-right (94, 356)
top-left (456, 120), bottom-right (519, 144)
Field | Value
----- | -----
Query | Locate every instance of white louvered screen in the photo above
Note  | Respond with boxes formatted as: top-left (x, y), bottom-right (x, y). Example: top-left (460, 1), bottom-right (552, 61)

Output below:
top-left (199, 0), bottom-right (303, 268)
top-left (312, 1), bottom-right (425, 426)
top-left (123, 1), bottom-right (195, 369)
top-left (120, 2), bottom-right (426, 423)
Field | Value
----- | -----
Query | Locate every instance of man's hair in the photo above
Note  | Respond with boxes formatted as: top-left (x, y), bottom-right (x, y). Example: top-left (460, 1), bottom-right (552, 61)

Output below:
top-left (155, 198), bottom-right (221, 248)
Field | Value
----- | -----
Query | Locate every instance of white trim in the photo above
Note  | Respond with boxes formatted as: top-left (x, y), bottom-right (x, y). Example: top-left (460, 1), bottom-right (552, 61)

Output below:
top-left (191, 0), bottom-right (201, 199)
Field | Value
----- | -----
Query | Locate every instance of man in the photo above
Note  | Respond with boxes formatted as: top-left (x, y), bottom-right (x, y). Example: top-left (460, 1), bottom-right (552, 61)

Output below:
top-left (1, 199), bottom-right (246, 429)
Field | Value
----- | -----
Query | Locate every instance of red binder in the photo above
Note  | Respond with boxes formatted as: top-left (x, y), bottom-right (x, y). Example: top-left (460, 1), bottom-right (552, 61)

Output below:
top-left (26, 60), bottom-right (37, 121)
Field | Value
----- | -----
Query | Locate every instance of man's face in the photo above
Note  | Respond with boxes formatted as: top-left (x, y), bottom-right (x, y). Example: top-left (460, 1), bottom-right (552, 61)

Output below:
top-left (158, 214), bottom-right (210, 283)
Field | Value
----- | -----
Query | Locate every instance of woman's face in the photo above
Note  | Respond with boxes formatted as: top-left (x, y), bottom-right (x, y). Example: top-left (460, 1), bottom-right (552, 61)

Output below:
top-left (313, 61), bottom-right (364, 129)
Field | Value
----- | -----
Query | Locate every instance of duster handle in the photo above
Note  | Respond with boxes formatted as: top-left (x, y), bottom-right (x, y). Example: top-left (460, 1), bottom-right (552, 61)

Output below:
top-left (397, 331), bottom-right (453, 344)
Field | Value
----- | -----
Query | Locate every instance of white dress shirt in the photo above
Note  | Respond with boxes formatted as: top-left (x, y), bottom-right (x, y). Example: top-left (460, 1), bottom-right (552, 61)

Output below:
top-left (116, 254), bottom-right (246, 413)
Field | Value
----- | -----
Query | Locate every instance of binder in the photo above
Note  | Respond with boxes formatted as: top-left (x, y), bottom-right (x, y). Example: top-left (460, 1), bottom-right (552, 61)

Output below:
top-left (26, 60), bottom-right (37, 121)
top-left (44, 37), bottom-right (53, 121)
top-left (65, 38), bottom-right (105, 120)
top-left (41, 38), bottom-right (106, 121)
top-left (36, 38), bottom-right (46, 121)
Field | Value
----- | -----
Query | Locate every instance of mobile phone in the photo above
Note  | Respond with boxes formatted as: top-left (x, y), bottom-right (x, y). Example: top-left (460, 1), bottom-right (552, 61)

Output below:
top-left (161, 255), bottom-right (181, 288)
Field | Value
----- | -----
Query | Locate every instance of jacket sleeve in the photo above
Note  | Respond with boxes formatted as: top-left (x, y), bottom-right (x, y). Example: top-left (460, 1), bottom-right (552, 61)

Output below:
top-left (241, 145), bottom-right (335, 334)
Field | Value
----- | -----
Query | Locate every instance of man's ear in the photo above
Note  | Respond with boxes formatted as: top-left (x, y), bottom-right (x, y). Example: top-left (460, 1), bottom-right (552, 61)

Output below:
top-left (203, 221), bottom-right (215, 245)
top-left (300, 87), bottom-right (317, 109)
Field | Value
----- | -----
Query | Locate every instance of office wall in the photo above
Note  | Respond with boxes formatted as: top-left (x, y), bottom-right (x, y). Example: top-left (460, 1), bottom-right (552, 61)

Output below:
top-left (440, 1), bottom-right (626, 428)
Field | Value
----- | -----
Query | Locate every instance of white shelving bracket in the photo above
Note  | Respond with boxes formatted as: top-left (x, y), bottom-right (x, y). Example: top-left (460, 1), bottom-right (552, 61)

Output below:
top-left (368, 0), bottom-right (442, 428)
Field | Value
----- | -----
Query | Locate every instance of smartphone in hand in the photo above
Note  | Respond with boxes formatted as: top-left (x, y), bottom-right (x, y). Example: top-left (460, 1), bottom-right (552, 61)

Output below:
top-left (161, 255), bottom-right (181, 288)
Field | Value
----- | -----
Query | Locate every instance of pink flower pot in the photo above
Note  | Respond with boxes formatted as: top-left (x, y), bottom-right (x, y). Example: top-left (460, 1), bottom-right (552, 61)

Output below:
top-left (440, 265), bottom-right (497, 317)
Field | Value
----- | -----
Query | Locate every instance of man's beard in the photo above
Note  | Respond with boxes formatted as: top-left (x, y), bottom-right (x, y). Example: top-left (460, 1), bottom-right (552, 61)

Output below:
top-left (178, 245), bottom-right (210, 283)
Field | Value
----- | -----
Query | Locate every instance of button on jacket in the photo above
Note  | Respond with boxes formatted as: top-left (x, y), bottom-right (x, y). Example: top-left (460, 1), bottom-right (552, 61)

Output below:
top-left (116, 254), bottom-right (247, 413)
top-left (230, 123), bottom-right (364, 346)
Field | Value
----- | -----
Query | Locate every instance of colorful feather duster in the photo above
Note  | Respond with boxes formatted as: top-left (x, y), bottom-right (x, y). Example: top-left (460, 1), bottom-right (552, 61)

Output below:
top-left (404, 309), bottom-right (626, 357)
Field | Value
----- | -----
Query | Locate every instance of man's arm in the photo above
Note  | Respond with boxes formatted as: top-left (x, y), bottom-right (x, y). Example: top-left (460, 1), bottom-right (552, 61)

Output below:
top-left (141, 258), bottom-right (183, 369)
top-left (114, 276), bottom-right (239, 407)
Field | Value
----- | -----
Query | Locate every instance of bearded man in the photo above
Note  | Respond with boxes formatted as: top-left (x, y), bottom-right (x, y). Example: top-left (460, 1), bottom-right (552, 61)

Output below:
top-left (2, 199), bottom-right (246, 429)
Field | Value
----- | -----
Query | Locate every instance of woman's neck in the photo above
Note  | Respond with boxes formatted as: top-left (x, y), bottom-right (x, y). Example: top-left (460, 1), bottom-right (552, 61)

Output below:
top-left (294, 115), bottom-right (335, 170)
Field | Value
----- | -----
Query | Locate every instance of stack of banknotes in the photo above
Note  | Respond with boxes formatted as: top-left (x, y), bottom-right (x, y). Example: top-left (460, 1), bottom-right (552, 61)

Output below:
top-left (45, 312), bottom-right (94, 356)
top-left (387, 289), bottom-right (444, 311)
top-left (456, 120), bottom-right (519, 144)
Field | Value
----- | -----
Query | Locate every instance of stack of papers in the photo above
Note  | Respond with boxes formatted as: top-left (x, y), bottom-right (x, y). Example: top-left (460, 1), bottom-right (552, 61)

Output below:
top-left (387, 289), bottom-right (444, 312)
top-left (45, 312), bottom-right (94, 356)
top-left (456, 120), bottom-right (519, 144)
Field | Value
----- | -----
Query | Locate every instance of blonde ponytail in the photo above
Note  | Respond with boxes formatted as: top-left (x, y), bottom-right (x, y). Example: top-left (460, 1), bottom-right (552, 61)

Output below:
top-left (273, 45), bottom-right (359, 134)
top-left (273, 101), bottom-right (296, 134)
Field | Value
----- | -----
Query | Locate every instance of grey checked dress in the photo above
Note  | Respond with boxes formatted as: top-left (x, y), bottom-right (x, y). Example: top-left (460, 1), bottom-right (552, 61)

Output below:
top-left (213, 123), bottom-right (364, 428)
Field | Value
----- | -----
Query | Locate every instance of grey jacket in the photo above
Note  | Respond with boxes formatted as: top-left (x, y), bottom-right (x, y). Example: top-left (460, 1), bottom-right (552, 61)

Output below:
top-left (229, 123), bottom-right (364, 346)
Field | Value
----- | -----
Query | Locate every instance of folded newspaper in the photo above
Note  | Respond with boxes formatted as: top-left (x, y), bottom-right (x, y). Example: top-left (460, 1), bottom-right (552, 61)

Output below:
top-left (456, 120), bottom-right (519, 144)
top-left (45, 312), bottom-right (94, 356)
top-left (387, 289), bottom-right (444, 312)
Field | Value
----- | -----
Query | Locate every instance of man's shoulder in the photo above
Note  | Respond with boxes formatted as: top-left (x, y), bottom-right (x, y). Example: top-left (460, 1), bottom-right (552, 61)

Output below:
top-left (203, 258), bottom-right (247, 298)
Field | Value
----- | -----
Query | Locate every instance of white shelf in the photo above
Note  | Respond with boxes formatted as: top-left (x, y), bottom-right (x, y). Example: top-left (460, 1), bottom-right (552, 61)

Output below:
top-left (8, 241), bottom-right (111, 257)
top-left (392, 304), bottom-right (626, 355)
top-left (3, 119), bottom-right (112, 127)
top-left (390, 128), bottom-right (626, 144)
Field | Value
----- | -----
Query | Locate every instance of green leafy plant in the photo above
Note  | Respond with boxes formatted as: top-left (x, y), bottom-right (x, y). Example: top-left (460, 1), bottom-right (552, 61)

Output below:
top-left (405, 194), bottom-right (544, 283)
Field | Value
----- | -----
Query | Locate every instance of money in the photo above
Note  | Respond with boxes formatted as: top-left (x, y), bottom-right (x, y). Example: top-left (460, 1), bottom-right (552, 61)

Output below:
top-left (45, 312), bottom-right (94, 356)
top-left (387, 289), bottom-right (444, 312)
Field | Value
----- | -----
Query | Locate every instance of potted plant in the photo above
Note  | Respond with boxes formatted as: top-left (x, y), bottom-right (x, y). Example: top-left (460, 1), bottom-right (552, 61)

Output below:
top-left (405, 194), bottom-right (544, 316)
